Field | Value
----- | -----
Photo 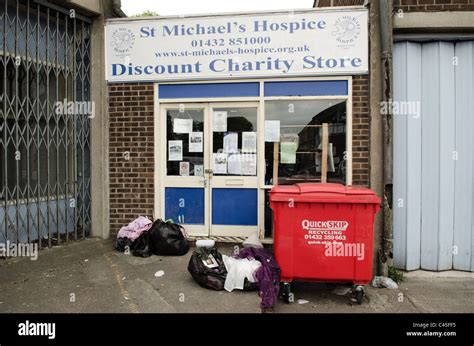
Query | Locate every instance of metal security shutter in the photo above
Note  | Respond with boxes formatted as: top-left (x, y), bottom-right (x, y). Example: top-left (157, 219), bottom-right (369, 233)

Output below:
top-left (1, 0), bottom-right (92, 248)
top-left (393, 41), bottom-right (474, 272)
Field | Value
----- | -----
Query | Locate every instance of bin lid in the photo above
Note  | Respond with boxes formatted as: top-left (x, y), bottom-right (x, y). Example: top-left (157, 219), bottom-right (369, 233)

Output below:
top-left (269, 183), bottom-right (381, 204)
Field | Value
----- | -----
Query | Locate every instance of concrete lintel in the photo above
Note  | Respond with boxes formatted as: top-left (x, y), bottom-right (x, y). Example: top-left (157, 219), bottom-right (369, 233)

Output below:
top-left (394, 11), bottom-right (474, 31)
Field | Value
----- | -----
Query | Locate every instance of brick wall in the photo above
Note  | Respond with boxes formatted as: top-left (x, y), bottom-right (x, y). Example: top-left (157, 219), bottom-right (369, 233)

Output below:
top-left (352, 75), bottom-right (370, 186)
top-left (318, 0), bottom-right (474, 11)
top-left (108, 83), bottom-right (155, 234)
top-left (394, 0), bottom-right (474, 12)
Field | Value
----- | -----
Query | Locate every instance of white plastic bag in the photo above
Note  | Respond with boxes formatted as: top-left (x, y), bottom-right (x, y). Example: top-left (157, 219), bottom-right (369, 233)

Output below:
top-left (372, 276), bottom-right (398, 289)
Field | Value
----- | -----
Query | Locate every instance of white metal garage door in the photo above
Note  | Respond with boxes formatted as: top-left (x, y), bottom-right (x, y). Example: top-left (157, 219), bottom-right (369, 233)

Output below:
top-left (393, 41), bottom-right (474, 272)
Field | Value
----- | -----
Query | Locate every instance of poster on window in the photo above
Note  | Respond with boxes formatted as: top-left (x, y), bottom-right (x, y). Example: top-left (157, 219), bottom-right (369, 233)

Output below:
top-left (242, 132), bottom-right (257, 153)
top-left (213, 111), bottom-right (227, 132)
top-left (265, 121), bottom-right (280, 142)
top-left (194, 164), bottom-right (204, 176)
top-left (223, 132), bottom-right (238, 153)
top-left (179, 162), bottom-right (190, 176)
top-left (189, 132), bottom-right (203, 152)
top-left (227, 153), bottom-right (242, 175)
top-left (280, 142), bottom-right (298, 164)
top-left (213, 152), bottom-right (227, 174)
top-left (168, 140), bottom-right (183, 161)
top-left (280, 133), bottom-right (299, 164)
top-left (173, 118), bottom-right (193, 134)
top-left (241, 154), bottom-right (257, 176)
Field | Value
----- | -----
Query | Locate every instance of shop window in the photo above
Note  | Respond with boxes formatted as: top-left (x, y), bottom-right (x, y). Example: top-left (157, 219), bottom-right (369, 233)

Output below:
top-left (264, 100), bottom-right (347, 186)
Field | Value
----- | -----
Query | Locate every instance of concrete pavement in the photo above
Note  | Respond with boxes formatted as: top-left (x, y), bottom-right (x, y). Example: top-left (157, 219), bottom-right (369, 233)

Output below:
top-left (0, 238), bottom-right (473, 313)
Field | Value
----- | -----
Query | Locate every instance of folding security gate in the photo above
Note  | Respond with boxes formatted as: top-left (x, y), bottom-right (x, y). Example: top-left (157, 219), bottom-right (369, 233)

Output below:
top-left (0, 0), bottom-right (92, 248)
top-left (393, 41), bottom-right (474, 272)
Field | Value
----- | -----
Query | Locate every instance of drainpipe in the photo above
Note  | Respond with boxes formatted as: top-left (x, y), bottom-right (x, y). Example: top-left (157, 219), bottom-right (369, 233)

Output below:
top-left (379, 0), bottom-right (393, 277)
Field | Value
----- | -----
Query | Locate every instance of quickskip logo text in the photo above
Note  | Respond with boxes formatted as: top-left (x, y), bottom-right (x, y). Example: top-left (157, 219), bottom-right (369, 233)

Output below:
top-left (301, 220), bottom-right (349, 231)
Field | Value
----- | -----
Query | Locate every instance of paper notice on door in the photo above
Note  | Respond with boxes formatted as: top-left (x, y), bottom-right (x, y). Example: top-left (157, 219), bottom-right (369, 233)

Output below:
top-left (213, 111), bottom-right (227, 132)
top-left (173, 118), bottom-right (193, 134)
top-left (227, 153), bottom-right (242, 175)
top-left (265, 121), bottom-right (280, 142)
top-left (168, 140), bottom-right (183, 161)
top-left (223, 132), bottom-right (238, 153)
top-left (280, 142), bottom-right (298, 164)
top-left (189, 132), bottom-right (203, 152)
top-left (179, 162), bottom-right (190, 176)
top-left (194, 164), bottom-right (204, 176)
top-left (213, 152), bottom-right (227, 174)
top-left (242, 132), bottom-right (257, 153)
top-left (241, 154), bottom-right (257, 176)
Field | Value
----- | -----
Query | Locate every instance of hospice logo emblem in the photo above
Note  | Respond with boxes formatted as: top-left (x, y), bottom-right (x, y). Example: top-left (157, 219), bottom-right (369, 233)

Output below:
top-left (301, 220), bottom-right (349, 232)
top-left (110, 27), bottom-right (135, 54)
top-left (332, 16), bottom-right (361, 47)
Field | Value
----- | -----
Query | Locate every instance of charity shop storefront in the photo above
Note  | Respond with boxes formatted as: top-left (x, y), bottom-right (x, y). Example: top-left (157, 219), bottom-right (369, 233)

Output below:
top-left (105, 7), bottom-right (369, 242)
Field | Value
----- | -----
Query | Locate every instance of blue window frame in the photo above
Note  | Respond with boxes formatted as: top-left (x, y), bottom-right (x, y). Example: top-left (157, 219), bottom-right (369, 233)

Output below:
top-left (264, 80), bottom-right (348, 97)
top-left (158, 80), bottom-right (349, 99)
top-left (158, 82), bottom-right (259, 99)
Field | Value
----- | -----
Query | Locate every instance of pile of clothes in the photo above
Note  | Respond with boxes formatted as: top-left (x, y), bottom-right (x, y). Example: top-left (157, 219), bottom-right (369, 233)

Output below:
top-left (115, 217), bottom-right (189, 257)
top-left (188, 235), bottom-right (280, 310)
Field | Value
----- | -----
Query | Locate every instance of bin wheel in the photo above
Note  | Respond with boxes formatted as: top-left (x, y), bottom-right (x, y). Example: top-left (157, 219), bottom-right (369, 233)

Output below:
top-left (281, 282), bottom-right (292, 304)
top-left (355, 286), bottom-right (365, 305)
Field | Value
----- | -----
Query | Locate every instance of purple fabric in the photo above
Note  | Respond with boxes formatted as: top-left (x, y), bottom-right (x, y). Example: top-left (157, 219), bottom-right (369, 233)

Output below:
top-left (234, 247), bottom-right (280, 309)
top-left (117, 216), bottom-right (153, 242)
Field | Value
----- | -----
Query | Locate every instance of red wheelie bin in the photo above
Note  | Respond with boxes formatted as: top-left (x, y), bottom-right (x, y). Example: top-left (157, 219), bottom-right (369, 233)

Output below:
top-left (269, 183), bottom-right (381, 304)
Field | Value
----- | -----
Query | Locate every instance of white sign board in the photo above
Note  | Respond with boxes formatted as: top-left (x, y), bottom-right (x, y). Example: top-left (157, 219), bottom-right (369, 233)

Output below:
top-left (105, 8), bottom-right (368, 82)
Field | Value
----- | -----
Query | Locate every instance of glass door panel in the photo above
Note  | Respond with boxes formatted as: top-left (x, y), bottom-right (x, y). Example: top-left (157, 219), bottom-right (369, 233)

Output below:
top-left (209, 103), bottom-right (259, 237)
top-left (211, 107), bottom-right (258, 177)
top-left (166, 108), bottom-right (205, 176)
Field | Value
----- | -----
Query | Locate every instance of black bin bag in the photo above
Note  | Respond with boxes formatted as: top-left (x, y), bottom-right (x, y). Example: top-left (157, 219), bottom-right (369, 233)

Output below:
top-left (149, 219), bottom-right (189, 256)
top-left (187, 247), bottom-right (227, 291)
top-left (132, 232), bottom-right (152, 258)
top-left (115, 233), bottom-right (152, 258)
top-left (187, 247), bottom-right (257, 291)
top-left (115, 237), bottom-right (133, 252)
